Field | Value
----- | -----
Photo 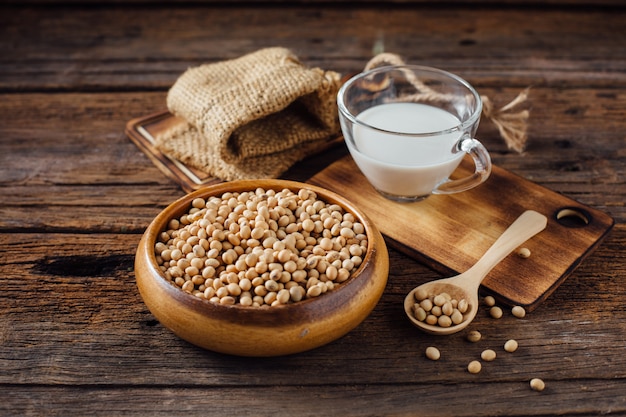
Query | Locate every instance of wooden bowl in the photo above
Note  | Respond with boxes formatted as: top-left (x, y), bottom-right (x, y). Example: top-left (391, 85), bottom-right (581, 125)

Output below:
top-left (135, 179), bottom-right (389, 356)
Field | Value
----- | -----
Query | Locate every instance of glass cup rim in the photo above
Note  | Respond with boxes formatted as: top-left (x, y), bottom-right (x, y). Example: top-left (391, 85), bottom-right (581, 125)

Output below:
top-left (337, 64), bottom-right (483, 138)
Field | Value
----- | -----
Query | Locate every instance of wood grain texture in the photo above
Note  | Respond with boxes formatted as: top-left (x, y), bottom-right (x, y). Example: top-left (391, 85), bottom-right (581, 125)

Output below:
top-left (310, 156), bottom-right (614, 310)
top-left (1, 1), bottom-right (625, 416)
top-left (2, 6), bottom-right (626, 92)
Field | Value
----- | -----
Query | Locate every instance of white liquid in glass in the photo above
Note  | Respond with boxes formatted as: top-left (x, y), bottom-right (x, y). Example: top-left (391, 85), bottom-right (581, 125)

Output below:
top-left (347, 102), bottom-right (466, 197)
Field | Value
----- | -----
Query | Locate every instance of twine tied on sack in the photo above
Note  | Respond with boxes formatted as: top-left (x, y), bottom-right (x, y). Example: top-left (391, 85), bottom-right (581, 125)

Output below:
top-left (364, 53), bottom-right (530, 153)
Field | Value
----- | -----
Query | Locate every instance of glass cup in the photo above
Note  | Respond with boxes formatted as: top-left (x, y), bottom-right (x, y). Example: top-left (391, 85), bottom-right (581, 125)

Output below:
top-left (337, 65), bottom-right (492, 202)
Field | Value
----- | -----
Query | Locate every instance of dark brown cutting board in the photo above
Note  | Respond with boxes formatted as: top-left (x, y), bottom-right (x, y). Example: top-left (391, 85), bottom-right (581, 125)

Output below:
top-left (309, 155), bottom-right (614, 311)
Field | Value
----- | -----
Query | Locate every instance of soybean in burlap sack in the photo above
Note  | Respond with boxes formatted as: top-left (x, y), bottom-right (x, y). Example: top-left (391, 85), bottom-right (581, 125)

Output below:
top-left (154, 47), bottom-right (343, 181)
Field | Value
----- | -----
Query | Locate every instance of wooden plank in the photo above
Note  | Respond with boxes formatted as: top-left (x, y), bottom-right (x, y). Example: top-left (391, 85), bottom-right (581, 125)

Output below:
top-left (0, 231), bottom-right (624, 386)
top-left (2, 381), bottom-right (626, 417)
top-left (1, 7), bottom-right (626, 91)
top-left (1, 87), bottom-right (624, 187)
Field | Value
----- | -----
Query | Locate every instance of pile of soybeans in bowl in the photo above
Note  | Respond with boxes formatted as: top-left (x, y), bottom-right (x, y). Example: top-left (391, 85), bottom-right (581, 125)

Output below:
top-left (153, 185), bottom-right (370, 307)
top-left (134, 179), bottom-right (389, 356)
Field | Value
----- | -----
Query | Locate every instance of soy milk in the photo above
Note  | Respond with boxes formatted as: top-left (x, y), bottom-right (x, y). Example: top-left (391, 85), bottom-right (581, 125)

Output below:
top-left (347, 102), bottom-right (465, 198)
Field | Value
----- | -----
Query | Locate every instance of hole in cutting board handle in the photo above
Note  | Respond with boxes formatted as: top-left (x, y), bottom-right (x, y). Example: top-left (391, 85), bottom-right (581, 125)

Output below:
top-left (555, 207), bottom-right (591, 228)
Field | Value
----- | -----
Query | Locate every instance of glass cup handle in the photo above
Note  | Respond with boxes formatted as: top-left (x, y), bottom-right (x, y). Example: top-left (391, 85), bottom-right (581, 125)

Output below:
top-left (433, 136), bottom-right (492, 195)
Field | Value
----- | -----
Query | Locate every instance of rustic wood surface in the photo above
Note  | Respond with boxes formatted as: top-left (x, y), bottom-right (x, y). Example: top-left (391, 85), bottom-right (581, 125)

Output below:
top-left (1, 2), bottom-right (625, 416)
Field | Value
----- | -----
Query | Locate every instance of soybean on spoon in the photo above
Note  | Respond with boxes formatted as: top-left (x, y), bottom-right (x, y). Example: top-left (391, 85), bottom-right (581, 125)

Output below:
top-left (404, 210), bottom-right (548, 335)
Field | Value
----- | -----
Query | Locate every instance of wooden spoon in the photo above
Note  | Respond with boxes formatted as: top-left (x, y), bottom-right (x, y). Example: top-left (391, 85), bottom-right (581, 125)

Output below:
top-left (404, 210), bottom-right (548, 335)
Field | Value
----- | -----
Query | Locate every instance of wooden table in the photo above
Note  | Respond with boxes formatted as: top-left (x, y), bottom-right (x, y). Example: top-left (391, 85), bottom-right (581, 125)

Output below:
top-left (2, 1), bottom-right (625, 415)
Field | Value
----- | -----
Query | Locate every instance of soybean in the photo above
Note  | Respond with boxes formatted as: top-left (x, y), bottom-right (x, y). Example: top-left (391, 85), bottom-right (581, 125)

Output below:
top-left (155, 187), bottom-right (368, 307)
top-left (484, 296), bottom-right (496, 307)
top-left (504, 339), bottom-right (519, 353)
top-left (512, 305), bottom-right (526, 318)
top-left (425, 346), bottom-right (440, 361)
top-left (412, 290), bottom-right (469, 328)
top-left (481, 349), bottom-right (497, 362)
top-left (489, 306), bottom-right (503, 319)
top-left (467, 360), bottom-right (482, 374)
top-left (530, 378), bottom-right (545, 392)
top-left (466, 330), bottom-right (482, 343)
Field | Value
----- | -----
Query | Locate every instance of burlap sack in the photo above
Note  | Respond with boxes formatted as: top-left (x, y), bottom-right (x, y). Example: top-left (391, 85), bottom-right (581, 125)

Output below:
top-left (154, 47), bottom-right (342, 180)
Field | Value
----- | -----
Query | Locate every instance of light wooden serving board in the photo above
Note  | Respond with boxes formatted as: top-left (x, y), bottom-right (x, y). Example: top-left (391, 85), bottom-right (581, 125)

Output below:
top-left (309, 156), bottom-right (614, 311)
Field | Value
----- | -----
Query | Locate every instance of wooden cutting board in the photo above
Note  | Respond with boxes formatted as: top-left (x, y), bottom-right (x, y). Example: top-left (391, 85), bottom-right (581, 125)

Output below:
top-left (309, 155), bottom-right (614, 311)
